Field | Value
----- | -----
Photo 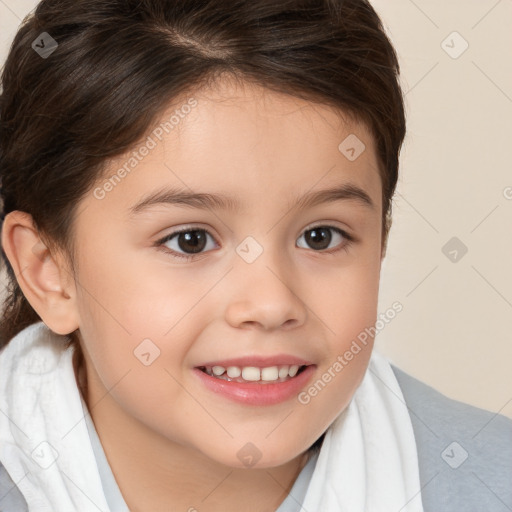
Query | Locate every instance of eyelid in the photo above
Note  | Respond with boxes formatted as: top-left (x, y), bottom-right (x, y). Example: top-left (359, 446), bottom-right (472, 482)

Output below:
top-left (155, 224), bottom-right (219, 247)
top-left (155, 222), bottom-right (353, 244)
top-left (304, 219), bottom-right (350, 232)
top-left (156, 223), bottom-right (219, 243)
top-left (302, 221), bottom-right (356, 242)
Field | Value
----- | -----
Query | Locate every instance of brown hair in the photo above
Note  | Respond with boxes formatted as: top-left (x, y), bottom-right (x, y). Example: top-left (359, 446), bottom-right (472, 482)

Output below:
top-left (0, 0), bottom-right (405, 367)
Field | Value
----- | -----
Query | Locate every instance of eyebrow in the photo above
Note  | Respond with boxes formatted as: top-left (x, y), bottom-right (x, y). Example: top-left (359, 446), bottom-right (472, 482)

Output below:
top-left (128, 182), bottom-right (375, 216)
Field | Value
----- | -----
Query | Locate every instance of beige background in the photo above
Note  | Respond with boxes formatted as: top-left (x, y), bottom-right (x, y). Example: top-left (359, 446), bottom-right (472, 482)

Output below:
top-left (1, 0), bottom-right (511, 419)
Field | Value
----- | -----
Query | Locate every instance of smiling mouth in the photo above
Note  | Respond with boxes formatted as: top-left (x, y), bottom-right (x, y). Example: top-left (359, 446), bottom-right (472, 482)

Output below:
top-left (197, 364), bottom-right (309, 384)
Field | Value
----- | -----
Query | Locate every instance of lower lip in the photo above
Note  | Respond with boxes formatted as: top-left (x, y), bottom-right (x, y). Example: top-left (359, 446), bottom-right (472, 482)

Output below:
top-left (192, 365), bottom-right (316, 406)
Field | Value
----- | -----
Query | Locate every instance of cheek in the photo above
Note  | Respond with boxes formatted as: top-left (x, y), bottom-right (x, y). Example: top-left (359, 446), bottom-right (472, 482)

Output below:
top-left (74, 246), bottom-right (214, 396)
top-left (298, 261), bottom-right (379, 423)
top-left (311, 256), bottom-right (381, 339)
top-left (75, 268), bottom-right (194, 431)
top-left (76, 244), bottom-right (211, 339)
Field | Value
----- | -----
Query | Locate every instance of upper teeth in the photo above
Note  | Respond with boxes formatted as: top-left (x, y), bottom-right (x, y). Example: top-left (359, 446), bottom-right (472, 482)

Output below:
top-left (207, 365), bottom-right (301, 381)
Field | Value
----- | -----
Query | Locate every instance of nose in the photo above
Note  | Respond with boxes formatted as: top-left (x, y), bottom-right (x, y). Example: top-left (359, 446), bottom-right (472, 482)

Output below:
top-left (224, 253), bottom-right (307, 331)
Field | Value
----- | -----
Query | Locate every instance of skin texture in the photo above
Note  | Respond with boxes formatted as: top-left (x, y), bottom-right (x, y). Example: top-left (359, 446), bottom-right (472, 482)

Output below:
top-left (2, 76), bottom-right (385, 511)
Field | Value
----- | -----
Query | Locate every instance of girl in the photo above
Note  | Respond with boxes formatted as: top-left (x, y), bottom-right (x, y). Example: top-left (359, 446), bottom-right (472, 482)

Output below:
top-left (0, 1), bottom-right (510, 511)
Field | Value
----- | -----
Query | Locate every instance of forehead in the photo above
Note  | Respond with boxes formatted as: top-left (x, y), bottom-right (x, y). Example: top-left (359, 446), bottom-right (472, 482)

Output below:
top-left (87, 76), bottom-right (382, 219)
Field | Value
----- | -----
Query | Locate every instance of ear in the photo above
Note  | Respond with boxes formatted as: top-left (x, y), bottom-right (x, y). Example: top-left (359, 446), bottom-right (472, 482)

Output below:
top-left (1, 210), bottom-right (79, 335)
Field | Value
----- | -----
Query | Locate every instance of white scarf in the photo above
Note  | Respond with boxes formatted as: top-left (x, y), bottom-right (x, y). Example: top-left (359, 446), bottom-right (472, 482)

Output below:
top-left (0, 321), bottom-right (424, 511)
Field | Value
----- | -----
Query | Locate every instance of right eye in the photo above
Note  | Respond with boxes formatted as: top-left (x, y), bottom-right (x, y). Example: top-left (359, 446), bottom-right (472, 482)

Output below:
top-left (155, 227), bottom-right (219, 260)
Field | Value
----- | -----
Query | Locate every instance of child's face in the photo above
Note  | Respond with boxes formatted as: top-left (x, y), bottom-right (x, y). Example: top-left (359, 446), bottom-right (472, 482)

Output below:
top-left (72, 77), bottom-right (384, 468)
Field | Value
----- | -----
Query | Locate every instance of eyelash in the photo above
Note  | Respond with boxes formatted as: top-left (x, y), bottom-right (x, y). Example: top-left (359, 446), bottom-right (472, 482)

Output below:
top-left (154, 225), bottom-right (355, 261)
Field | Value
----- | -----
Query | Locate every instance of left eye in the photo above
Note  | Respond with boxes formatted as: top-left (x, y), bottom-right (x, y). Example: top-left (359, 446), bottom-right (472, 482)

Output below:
top-left (297, 225), bottom-right (352, 252)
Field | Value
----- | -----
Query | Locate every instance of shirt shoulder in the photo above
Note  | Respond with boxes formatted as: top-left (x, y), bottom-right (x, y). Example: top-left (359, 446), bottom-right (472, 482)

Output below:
top-left (391, 364), bottom-right (512, 512)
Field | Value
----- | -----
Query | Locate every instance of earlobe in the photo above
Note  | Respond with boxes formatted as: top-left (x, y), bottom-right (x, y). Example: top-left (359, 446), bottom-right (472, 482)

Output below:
top-left (1, 210), bottom-right (79, 335)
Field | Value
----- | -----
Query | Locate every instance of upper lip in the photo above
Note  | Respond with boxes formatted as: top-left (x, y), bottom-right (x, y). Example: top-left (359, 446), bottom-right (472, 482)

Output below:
top-left (195, 354), bottom-right (314, 368)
